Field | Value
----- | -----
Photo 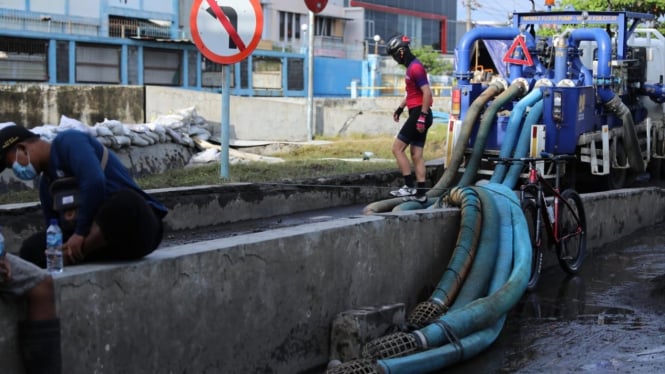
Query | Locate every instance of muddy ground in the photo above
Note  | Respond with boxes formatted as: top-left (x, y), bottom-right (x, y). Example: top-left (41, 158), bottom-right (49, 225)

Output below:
top-left (448, 222), bottom-right (665, 373)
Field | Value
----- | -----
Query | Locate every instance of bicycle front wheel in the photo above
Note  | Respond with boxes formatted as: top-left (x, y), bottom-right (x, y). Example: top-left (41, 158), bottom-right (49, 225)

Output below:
top-left (556, 189), bottom-right (587, 274)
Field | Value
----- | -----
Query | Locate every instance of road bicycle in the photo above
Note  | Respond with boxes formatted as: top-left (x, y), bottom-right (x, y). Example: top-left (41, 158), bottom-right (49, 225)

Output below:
top-left (491, 154), bottom-right (587, 290)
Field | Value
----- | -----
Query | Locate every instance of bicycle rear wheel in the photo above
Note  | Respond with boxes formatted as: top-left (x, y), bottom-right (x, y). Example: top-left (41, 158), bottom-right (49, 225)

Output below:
top-left (556, 189), bottom-right (586, 274)
top-left (521, 197), bottom-right (543, 290)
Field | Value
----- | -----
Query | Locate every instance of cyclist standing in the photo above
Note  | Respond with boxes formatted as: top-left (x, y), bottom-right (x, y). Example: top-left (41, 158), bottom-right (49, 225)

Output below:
top-left (387, 35), bottom-right (434, 202)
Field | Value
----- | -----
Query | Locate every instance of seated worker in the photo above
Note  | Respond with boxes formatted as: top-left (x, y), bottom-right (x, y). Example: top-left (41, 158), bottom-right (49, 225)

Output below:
top-left (0, 124), bottom-right (168, 266)
top-left (1, 252), bottom-right (61, 374)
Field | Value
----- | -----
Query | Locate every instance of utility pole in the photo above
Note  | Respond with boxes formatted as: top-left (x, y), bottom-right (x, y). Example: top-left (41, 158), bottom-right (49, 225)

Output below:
top-left (463, 0), bottom-right (481, 31)
top-left (466, 0), bottom-right (472, 31)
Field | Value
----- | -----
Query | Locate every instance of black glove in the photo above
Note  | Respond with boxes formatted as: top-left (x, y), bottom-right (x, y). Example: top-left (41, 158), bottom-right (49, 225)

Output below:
top-left (393, 106), bottom-right (405, 121)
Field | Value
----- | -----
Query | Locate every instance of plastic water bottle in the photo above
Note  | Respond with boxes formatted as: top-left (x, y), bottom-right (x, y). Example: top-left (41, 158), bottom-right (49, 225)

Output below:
top-left (45, 219), bottom-right (63, 273)
top-left (0, 226), bottom-right (5, 280)
top-left (0, 225), bottom-right (5, 260)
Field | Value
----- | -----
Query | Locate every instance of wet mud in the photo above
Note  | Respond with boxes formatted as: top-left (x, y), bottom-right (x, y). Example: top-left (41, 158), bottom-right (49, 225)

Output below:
top-left (449, 222), bottom-right (665, 373)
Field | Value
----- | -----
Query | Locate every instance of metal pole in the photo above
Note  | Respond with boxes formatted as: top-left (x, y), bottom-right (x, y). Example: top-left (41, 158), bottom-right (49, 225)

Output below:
top-left (221, 64), bottom-right (230, 179)
top-left (466, 1), bottom-right (472, 31)
top-left (306, 10), bottom-right (314, 141)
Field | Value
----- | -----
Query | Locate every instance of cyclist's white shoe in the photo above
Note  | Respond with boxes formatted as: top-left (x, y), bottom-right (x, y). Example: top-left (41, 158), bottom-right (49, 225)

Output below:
top-left (402, 194), bottom-right (427, 203)
top-left (390, 185), bottom-right (417, 197)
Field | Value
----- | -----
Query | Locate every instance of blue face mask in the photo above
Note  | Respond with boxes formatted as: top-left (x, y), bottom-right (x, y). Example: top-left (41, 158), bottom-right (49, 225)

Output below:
top-left (12, 148), bottom-right (37, 180)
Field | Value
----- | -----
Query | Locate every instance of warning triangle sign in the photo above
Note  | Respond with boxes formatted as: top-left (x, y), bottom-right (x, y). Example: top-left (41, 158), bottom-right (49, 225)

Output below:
top-left (503, 35), bottom-right (533, 66)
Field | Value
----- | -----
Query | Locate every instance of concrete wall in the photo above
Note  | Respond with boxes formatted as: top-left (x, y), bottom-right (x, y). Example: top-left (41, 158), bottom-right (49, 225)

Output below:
top-left (1, 186), bottom-right (664, 373)
top-left (0, 84), bottom-right (144, 127)
top-left (145, 86), bottom-right (452, 141)
top-left (1, 84), bottom-right (451, 142)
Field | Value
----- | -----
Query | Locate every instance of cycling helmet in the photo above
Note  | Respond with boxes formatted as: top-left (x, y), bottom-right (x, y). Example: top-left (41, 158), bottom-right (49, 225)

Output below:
top-left (386, 35), bottom-right (411, 56)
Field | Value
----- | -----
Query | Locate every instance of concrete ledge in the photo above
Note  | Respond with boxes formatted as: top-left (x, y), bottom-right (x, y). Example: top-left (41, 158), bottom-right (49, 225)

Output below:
top-left (1, 209), bottom-right (461, 373)
top-left (0, 170), bottom-right (411, 249)
top-left (1, 187), bottom-right (664, 373)
top-left (583, 187), bottom-right (665, 248)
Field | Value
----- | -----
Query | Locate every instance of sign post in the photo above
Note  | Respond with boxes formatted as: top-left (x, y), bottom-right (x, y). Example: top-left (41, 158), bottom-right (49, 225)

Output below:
top-left (190, 0), bottom-right (263, 178)
top-left (303, 1), bottom-right (327, 142)
top-left (306, 11), bottom-right (314, 141)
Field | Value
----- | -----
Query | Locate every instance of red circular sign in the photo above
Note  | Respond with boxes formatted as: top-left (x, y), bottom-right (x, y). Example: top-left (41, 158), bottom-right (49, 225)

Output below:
top-left (190, 0), bottom-right (264, 64)
top-left (305, 0), bottom-right (328, 13)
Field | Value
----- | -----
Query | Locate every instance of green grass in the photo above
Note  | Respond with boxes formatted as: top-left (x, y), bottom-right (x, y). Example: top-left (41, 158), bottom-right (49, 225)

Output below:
top-left (0, 127), bottom-right (448, 204)
top-left (137, 159), bottom-right (397, 190)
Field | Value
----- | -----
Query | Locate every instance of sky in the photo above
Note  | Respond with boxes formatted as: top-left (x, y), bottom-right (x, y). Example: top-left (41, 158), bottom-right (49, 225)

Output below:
top-left (456, 0), bottom-right (549, 22)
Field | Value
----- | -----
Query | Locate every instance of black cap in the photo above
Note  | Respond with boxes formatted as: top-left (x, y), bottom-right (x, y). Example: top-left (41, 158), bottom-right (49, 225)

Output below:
top-left (0, 125), bottom-right (39, 172)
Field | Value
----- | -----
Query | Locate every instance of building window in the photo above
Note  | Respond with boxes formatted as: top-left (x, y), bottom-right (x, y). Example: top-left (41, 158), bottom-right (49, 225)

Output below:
top-left (287, 57), bottom-right (304, 91)
top-left (397, 14), bottom-right (422, 47)
top-left (76, 44), bottom-right (120, 84)
top-left (315, 17), bottom-right (332, 37)
top-left (201, 57), bottom-right (235, 88)
top-left (0, 37), bottom-right (48, 82)
top-left (56, 41), bottom-right (70, 84)
top-left (279, 11), bottom-right (302, 41)
top-left (187, 50), bottom-right (197, 88)
top-left (108, 15), bottom-right (171, 39)
top-left (252, 56), bottom-right (281, 90)
top-left (144, 48), bottom-right (182, 86)
top-left (128, 46), bottom-right (139, 85)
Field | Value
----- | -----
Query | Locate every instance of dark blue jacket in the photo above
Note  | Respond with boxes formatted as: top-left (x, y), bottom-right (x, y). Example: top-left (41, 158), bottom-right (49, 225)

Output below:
top-left (39, 130), bottom-right (168, 236)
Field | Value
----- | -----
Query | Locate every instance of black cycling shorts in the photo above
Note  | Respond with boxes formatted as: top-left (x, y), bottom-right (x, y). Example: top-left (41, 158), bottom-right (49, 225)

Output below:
top-left (396, 107), bottom-right (433, 148)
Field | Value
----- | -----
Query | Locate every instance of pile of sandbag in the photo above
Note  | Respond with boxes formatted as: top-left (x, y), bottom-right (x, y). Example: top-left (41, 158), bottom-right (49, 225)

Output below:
top-left (0, 107), bottom-right (284, 166)
top-left (22, 106), bottom-right (213, 150)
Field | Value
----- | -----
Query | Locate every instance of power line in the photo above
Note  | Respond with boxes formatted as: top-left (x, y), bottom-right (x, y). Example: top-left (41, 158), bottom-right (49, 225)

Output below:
top-left (463, 0), bottom-right (543, 21)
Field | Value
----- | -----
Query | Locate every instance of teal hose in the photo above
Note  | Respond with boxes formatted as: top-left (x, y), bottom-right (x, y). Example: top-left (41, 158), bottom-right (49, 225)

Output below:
top-left (448, 186), bottom-right (500, 310)
top-left (491, 88), bottom-right (544, 183)
top-left (362, 196), bottom-right (411, 214)
top-left (376, 183), bottom-right (531, 373)
top-left (391, 198), bottom-right (436, 212)
top-left (354, 70), bottom-right (537, 374)
top-left (458, 81), bottom-right (528, 187)
top-left (427, 187), bottom-right (482, 309)
top-left (427, 81), bottom-right (506, 197)
top-left (502, 100), bottom-right (544, 188)
top-left (376, 316), bottom-right (507, 374)
top-left (411, 183), bottom-right (530, 348)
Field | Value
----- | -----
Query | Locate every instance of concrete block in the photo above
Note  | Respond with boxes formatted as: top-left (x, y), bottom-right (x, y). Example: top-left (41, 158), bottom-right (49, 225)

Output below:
top-left (329, 303), bottom-right (405, 362)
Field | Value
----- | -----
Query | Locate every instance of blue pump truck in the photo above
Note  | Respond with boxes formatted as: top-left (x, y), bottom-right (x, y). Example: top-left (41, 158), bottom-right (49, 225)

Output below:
top-left (443, 9), bottom-right (665, 190)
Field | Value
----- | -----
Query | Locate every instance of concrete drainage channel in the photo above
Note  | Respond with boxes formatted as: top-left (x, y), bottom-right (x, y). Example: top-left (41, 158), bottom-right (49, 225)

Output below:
top-left (1, 170), bottom-right (664, 372)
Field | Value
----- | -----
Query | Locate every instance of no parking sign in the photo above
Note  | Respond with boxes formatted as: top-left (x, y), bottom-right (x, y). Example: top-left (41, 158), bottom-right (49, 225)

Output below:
top-left (190, 0), bottom-right (264, 64)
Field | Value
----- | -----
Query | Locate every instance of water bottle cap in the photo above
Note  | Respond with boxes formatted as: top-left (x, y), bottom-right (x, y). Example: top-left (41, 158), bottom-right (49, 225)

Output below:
top-left (50, 218), bottom-right (58, 225)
